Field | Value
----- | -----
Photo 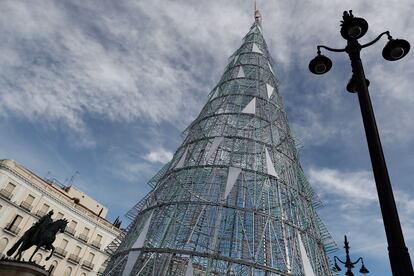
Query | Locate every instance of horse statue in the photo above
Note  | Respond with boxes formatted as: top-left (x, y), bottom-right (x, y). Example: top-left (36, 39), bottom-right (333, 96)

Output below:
top-left (6, 210), bottom-right (68, 262)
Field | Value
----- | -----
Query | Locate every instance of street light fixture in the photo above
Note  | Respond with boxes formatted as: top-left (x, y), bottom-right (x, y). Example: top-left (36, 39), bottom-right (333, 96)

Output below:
top-left (333, 236), bottom-right (369, 276)
top-left (309, 10), bottom-right (413, 275)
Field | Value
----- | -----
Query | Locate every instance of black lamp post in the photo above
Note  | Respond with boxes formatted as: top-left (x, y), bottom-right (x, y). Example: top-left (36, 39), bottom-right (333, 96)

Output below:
top-left (334, 236), bottom-right (369, 276)
top-left (308, 10), bottom-right (413, 275)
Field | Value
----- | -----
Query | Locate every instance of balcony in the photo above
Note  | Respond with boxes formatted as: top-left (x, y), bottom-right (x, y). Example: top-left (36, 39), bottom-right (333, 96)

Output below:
top-left (68, 254), bottom-right (81, 264)
top-left (91, 240), bottom-right (101, 249)
top-left (53, 247), bottom-right (67, 258)
top-left (82, 260), bottom-right (94, 271)
top-left (35, 210), bottom-right (46, 217)
top-left (20, 201), bottom-right (33, 212)
top-left (65, 227), bottom-right (76, 236)
top-left (78, 233), bottom-right (89, 243)
top-left (0, 189), bottom-right (13, 200)
top-left (3, 224), bottom-right (21, 236)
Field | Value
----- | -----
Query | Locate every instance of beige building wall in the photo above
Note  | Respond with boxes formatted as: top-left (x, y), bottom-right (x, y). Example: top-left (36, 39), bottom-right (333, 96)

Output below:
top-left (0, 160), bottom-right (123, 276)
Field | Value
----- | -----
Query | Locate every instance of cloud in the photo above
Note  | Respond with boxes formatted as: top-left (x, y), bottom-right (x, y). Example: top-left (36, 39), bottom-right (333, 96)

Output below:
top-left (309, 167), bottom-right (377, 201)
top-left (309, 167), bottom-right (414, 262)
top-left (0, 0), bottom-right (413, 152)
top-left (144, 148), bottom-right (173, 164)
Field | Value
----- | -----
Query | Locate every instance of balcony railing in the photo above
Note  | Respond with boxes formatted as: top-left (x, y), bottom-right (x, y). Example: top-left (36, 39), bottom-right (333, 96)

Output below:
top-left (35, 210), bottom-right (46, 217)
top-left (82, 260), bottom-right (94, 271)
top-left (91, 240), bottom-right (102, 249)
top-left (65, 227), bottom-right (76, 236)
top-left (68, 254), bottom-right (81, 264)
top-left (78, 233), bottom-right (89, 243)
top-left (20, 201), bottom-right (33, 212)
top-left (3, 224), bottom-right (21, 236)
top-left (0, 189), bottom-right (13, 200)
top-left (53, 247), bottom-right (67, 258)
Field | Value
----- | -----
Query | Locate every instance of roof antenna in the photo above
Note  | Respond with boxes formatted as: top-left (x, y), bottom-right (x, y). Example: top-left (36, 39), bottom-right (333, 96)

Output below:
top-left (254, 1), bottom-right (262, 24)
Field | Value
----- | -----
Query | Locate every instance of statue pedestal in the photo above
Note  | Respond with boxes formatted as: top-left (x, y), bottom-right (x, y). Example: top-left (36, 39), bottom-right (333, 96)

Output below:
top-left (0, 259), bottom-right (49, 276)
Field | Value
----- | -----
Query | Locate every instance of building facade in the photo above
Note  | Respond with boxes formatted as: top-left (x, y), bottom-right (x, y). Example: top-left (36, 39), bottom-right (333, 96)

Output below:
top-left (104, 10), bottom-right (335, 276)
top-left (0, 159), bottom-right (122, 276)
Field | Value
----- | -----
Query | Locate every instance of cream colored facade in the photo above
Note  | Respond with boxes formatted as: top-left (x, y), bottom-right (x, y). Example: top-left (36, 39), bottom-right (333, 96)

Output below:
top-left (0, 159), bottom-right (122, 276)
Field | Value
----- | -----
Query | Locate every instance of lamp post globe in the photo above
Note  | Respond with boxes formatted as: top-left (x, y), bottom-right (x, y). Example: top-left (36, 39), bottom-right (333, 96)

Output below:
top-left (340, 11), bottom-right (368, 40)
top-left (383, 39), bottom-right (411, 61)
top-left (308, 54), bottom-right (332, 74)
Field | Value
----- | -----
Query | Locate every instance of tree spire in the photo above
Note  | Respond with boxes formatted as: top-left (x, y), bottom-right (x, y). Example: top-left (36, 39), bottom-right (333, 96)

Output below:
top-left (254, 1), bottom-right (262, 25)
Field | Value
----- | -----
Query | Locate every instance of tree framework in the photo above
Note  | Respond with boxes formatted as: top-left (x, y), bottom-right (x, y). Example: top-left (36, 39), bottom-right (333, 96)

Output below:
top-left (104, 14), bottom-right (336, 276)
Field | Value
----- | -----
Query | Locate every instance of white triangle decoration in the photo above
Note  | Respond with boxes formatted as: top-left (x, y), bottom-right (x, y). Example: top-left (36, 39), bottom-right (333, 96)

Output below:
top-left (225, 167), bottom-right (241, 199)
top-left (122, 251), bottom-right (140, 276)
top-left (233, 55), bottom-right (239, 65)
top-left (185, 259), bottom-right (194, 276)
top-left (257, 25), bottom-right (262, 33)
top-left (248, 26), bottom-right (257, 34)
top-left (265, 148), bottom-right (278, 177)
top-left (212, 87), bottom-right (219, 99)
top-left (242, 97), bottom-right (256, 114)
top-left (206, 137), bottom-right (224, 161)
top-left (237, 66), bottom-right (245, 78)
top-left (298, 234), bottom-right (316, 276)
top-left (252, 43), bottom-right (262, 54)
top-left (175, 147), bottom-right (189, 168)
top-left (268, 62), bottom-right (274, 75)
top-left (266, 83), bottom-right (274, 99)
top-left (122, 212), bottom-right (153, 276)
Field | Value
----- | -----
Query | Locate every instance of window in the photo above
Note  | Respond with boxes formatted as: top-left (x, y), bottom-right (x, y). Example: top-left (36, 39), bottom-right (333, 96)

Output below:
top-left (0, 183), bottom-right (16, 199)
top-left (0, 237), bottom-right (9, 254)
top-left (95, 234), bottom-right (102, 243)
top-left (9, 215), bottom-right (23, 228)
top-left (33, 253), bottom-right (43, 264)
top-left (40, 204), bottom-right (50, 213)
top-left (24, 194), bottom-right (35, 205)
top-left (20, 194), bottom-right (35, 211)
top-left (63, 266), bottom-right (72, 276)
top-left (56, 212), bottom-right (64, 220)
top-left (60, 239), bottom-right (68, 249)
top-left (68, 220), bottom-right (77, 229)
top-left (73, 246), bottom-right (81, 256)
top-left (82, 227), bottom-right (90, 236)
top-left (49, 260), bottom-right (58, 274)
top-left (86, 252), bottom-right (95, 262)
top-left (5, 182), bottom-right (16, 192)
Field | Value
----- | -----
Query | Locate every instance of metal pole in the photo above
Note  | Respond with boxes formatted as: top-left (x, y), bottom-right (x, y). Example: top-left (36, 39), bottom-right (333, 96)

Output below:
top-left (347, 40), bottom-right (414, 275)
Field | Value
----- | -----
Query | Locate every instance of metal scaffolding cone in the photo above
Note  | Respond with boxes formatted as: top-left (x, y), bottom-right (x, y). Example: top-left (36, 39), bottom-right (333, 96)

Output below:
top-left (104, 15), bottom-right (335, 276)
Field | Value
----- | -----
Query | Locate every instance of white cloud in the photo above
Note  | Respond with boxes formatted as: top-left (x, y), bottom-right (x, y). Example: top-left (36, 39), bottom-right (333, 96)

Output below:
top-left (309, 167), bottom-right (377, 201)
top-left (144, 148), bottom-right (173, 164)
top-left (0, 0), bottom-right (412, 150)
top-left (309, 167), bottom-right (414, 262)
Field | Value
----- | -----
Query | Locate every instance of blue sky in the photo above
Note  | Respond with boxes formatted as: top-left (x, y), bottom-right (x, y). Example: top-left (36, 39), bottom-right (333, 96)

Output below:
top-left (0, 1), bottom-right (413, 275)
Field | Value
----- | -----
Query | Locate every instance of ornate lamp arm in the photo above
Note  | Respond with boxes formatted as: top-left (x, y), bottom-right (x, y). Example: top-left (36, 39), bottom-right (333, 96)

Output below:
top-left (361, 31), bottom-right (391, 48)
top-left (317, 45), bottom-right (346, 54)
top-left (351, 257), bottom-right (364, 265)
top-left (334, 255), bottom-right (346, 264)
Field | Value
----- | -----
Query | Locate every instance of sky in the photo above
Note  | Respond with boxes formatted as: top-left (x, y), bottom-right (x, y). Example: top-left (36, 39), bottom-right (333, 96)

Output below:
top-left (0, 0), bottom-right (413, 275)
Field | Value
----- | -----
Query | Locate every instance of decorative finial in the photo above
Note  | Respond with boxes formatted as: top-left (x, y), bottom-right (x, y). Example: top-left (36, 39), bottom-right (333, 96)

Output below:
top-left (254, 1), bottom-right (262, 24)
top-left (341, 10), bottom-right (354, 25)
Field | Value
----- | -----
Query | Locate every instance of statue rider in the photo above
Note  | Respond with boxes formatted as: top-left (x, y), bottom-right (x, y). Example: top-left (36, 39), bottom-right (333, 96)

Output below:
top-left (32, 210), bottom-right (54, 238)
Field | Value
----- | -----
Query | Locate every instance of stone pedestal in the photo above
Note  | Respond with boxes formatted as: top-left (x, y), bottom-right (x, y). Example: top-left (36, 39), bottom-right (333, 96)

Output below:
top-left (0, 259), bottom-right (49, 276)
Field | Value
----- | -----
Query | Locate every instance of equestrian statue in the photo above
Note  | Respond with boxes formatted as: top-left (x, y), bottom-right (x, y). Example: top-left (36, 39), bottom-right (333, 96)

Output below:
top-left (6, 210), bottom-right (68, 262)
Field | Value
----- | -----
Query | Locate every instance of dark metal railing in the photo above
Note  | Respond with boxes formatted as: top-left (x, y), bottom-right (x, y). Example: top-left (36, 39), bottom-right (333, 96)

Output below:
top-left (0, 189), bottom-right (13, 200)
top-left (3, 223), bottom-right (21, 235)
top-left (54, 247), bottom-right (67, 258)
top-left (82, 260), bottom-right (94, 270)
top-left (20, 201), bottom-right (33, 212)
top-left (78, 233), bottom-right (89, 243)
top-left (68, 254), bottom-right (81, 264)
